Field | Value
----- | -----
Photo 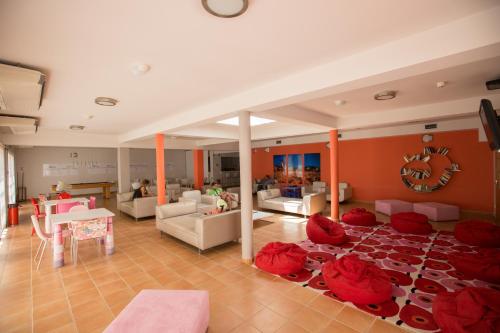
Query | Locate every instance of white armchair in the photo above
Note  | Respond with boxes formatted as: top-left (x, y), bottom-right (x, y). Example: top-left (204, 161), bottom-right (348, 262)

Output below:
top-left (166, 184), bottom-right (181, 202)
top-left (117, 192), bottom-right (167, 220)
top-left (325, 182), bottom-right (352, 203)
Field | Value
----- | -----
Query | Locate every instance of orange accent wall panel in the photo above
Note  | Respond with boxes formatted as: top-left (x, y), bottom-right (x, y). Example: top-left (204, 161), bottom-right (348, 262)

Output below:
top-left (193, 150), bottom-right (204, 190)
top-left (252, 129), bottom-right (493, 213)
top-left (155, 134), bottom-right (166, 205)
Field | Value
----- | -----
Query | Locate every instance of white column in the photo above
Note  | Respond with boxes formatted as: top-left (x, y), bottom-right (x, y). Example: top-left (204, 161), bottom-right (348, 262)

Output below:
top-left (117, 147), bottom-right (130, 193)
top-left (239, 111), bottom-right (253, 264)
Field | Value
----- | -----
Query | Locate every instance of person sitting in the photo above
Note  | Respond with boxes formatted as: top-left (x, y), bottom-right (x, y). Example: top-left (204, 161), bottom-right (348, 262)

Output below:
top-left (132, 179), bottom-right (150, 199)
top-left (257, 175), bottom-right (274, 191)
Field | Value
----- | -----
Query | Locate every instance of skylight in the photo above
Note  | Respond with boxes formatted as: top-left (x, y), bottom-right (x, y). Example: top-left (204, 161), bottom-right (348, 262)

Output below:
top-left (217, 116), bottom-right (275, 127)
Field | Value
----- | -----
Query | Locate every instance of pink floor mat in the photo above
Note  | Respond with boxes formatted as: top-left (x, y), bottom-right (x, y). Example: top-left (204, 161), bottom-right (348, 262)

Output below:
top-left (265, 222), bottom-right (500, 332)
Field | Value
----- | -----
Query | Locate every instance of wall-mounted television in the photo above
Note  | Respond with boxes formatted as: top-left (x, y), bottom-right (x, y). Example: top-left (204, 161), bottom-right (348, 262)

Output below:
top-left (479, 99), bottom-right (500, 151)
top-left (221, 156), bottom-right (239, 171)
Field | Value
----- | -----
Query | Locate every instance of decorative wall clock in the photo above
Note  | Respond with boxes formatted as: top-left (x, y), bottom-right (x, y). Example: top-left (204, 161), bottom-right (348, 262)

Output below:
top-left (400, 146), bottom-right (460, 192)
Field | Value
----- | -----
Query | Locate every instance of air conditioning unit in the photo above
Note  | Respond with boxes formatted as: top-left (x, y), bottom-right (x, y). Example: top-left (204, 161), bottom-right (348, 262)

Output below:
top-left (0, 115), bottom-right (39, 135)
top-left (0, 62), bottom-right (46, 113)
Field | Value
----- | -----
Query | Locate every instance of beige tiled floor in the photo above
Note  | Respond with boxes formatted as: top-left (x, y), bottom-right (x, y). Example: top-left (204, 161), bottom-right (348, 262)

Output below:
top-left (0, 196), bottom-right (493, 333)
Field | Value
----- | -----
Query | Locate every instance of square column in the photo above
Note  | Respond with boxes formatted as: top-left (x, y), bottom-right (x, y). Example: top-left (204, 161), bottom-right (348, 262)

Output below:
top-left (239, 111), bottom-right (253, 264)
top-left (193, 149), bottom-right (204, 190)
top-left (117, 147), bottom-right (130, 193)
top-left (329, 129), bottom-right (339, 221)
top-left (155, 134), bottom-right (166, 205)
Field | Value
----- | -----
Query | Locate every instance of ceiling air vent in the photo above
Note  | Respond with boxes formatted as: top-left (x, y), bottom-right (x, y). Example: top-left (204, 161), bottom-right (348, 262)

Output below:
top-left (0, 115), bottom-right (39, 134)
top-left (0, 62), bottom-right (46, 113)
top-left (425, 123), bottom-right (437, 130)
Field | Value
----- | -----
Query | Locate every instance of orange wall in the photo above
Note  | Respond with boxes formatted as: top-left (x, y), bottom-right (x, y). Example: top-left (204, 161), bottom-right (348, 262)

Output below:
top-left (252, 129), bottom-right (494, 213)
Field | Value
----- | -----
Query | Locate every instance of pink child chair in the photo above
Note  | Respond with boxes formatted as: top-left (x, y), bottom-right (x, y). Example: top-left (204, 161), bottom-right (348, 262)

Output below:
top-left (56, 202), bottom-right (81, 214)
top-left (89, 196), bottom-right (96, 209)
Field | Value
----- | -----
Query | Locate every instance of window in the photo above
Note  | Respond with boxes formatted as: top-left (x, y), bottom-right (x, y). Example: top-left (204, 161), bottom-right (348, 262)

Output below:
top-left (7, 151), bottom-right (15, 205)
top-left (0, 146), bottom-right (6, 230)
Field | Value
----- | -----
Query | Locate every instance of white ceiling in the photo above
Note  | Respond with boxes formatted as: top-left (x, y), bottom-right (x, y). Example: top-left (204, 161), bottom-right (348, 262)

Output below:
top-left (297, 56), bottom-right (500, 117)
top-left (1, 0), bottom-right (499, 139)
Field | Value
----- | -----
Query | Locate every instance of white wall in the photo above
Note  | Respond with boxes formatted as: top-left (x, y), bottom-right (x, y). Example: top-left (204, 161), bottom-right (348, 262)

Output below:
top-left (15, 147), bottom-right (118, 198)
top-left (129, 148), bottom-right (188, 183)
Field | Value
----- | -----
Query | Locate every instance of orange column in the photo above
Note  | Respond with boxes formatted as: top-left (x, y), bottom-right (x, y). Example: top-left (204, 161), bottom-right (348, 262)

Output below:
top-left (329, 129), bottom-right (339, 221)
top-left (193, 149), bottom-right (204, 190)
top-left (155, 134), bottom-right (166, 205)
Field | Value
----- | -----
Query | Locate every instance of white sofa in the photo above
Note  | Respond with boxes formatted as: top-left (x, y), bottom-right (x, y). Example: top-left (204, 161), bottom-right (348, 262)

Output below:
top-left (178, 190), bottom-right (218, 212)
top-left (257, 188), bottom-right (326, 216)
top-left (302, 181), bottom-right (352, 203)
top-left (117, 192), bottom-right (167, 220)
top-left (155, 201), bottom-right (241, 251)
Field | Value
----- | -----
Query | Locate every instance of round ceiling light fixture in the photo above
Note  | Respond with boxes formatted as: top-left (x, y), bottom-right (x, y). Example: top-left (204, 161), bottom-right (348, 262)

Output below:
top-left (95, 97), bottom-right (118, 106)
top-left (202, 0), bottom-right (248, 18)
top-left (374, 90), bottom-right (397, 101)
top-left (69, 125), bottom-right (85, 131)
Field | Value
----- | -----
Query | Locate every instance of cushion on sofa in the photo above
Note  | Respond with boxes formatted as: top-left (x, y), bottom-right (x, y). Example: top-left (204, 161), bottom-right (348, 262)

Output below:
top-left (391, 212), bottom-right (432, 235)
top-left (306, 213), bottom-right (346, 245)
top-left (255, 242), bottom-right (307, 275)
top-left (448, 249), bottom-right (500, 284)
top-left (432, 287), bottom-right (500, 333)
top-left (454, 220), bottom-right (500, 248)
top-left (342, 208), bottom-right (377, 226)
top-left (257, 189), bottom-right (281, 201)
top-left (158, 201), bottom-right (197, 219)
top-left (321, 254), bottom-right (392, 305)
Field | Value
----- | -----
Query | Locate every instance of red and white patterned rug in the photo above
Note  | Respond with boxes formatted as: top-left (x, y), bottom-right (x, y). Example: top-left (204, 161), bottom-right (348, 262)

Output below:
top-left (264, 222), bottom-right (500, 332)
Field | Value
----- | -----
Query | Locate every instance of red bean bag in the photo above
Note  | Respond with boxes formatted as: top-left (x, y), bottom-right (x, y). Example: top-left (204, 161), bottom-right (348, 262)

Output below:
top-left (455, 220), bottom-right (500, 248)
top-left (306, 213), bottom-right (346, 245)
top-left (448, 249), bottom-right (500, 284)
top-left (342, 208), bottom-right (377, 226)
top-left (391, 212), bottom-right (432, 235)
top-left (433, 287), bottom-right (500, 333)
top-left (255, 242), bottom-right (307, 275)
top-left (321, 254), bottom-right (392, 305)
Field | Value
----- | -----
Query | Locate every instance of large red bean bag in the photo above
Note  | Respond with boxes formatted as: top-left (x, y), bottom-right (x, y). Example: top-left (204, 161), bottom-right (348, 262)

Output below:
top-left (391, 212), bottom-right (432, 235)
top-left (342, 208), bottom-right (377, 226)
top-left (321, 254), bottom-right (392, 304)
top-left (255, 242), bottom-right (307, 275)
top-left (455, 220), bottom-right (500, 248)
top-left (433, 287), bottom-right (500, 333)
top-left (448, 249), bottom-right (500, 284)
top-left (306, 213), bottom-right (346, 245)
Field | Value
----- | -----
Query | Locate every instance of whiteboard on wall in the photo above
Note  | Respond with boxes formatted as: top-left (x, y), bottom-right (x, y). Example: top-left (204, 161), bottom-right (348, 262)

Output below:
top-left (42, 162), bottom-right (116, 177)
top-left (43, 163), bottom-right (78, 177)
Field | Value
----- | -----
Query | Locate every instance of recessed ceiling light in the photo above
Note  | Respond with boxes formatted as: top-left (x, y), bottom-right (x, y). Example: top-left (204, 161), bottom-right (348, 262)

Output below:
top-left (217, 116), bottom-right (275, 127)
top-left (69, 125), bottom-right (85, 131)
top-left (130, 63), bottom-right (151, 76)
top-left (95, 97), bottom-right (118, 106)
top-left (334, 100), bottom-right (346, 106)
top-left (202, 0), bottom-right (248, 18)
top-left (436, 81), bottom-right (447, 88)
top-left (374, 90), bottom-right (397, 101)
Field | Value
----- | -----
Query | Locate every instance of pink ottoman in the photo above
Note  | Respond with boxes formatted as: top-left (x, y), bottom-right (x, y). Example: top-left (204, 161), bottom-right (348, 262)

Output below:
top-left (375, 200), bottom-right (413, 216)
top-left (104, 290), bottom-right (209, 333)
top-left (413, 202), bottom-right (459, 221)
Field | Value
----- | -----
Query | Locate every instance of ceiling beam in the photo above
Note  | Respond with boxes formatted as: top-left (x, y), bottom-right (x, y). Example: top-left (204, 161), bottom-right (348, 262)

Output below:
top-left (336, 94), bottom-right (500, 130)
top-left (258, 105), bottom-right (337, 130)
